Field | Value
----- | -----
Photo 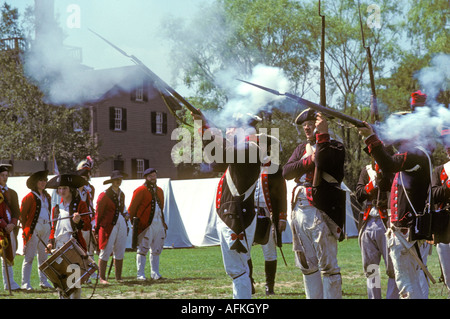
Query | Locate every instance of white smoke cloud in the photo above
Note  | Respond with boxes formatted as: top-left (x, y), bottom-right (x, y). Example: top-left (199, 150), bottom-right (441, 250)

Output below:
top-left (206, 64), bottom-right (291, 128)
top-left (376, 54), bottom-right (450, 151)
top-left (415, 53), bottom-right (450, 105)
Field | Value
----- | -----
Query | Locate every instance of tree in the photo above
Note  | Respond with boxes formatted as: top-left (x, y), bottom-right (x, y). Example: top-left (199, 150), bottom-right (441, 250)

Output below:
top-left (162, 0), bottom-right (321, 176)
top-left (0, 2), bottom-right (98, 174)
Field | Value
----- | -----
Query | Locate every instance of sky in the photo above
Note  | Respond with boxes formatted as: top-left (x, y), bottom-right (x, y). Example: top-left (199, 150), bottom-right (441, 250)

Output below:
top-left (10, 0), bottom-right (213, 94)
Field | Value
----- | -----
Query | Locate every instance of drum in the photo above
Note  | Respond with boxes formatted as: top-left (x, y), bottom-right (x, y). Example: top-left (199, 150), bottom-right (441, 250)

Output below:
top-left (39, 238), bottom-right (98, 298)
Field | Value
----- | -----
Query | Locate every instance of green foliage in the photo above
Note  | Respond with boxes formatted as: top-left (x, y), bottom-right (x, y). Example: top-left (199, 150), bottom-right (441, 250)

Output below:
top-left (163, 0), bottom-right (449, 189)
top-left (0, 2), bottom-right (98, 174)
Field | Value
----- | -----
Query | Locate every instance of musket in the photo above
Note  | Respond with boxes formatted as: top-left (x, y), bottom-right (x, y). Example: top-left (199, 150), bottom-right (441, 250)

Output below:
top-left (358, 1), bottom-right (379, 123)
top-left (314, 0), bottom-right (327, 188)
top-left (237, 79), bottom-right (366, 127)
top-left (88, 29), bottom-right (200, 126)
top-left (319, 0), bottom-right (326, 109)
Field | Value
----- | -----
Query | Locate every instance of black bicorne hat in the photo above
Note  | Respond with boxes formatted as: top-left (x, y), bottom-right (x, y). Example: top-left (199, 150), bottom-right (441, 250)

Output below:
top-left (295, 108), bottom-right (317, 125)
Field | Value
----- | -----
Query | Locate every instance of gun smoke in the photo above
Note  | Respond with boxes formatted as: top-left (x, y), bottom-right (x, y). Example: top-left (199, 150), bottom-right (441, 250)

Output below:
top-left (22, 1), bottom-right (449, 156)
top-left (376, 54), bottom-right (450, 152)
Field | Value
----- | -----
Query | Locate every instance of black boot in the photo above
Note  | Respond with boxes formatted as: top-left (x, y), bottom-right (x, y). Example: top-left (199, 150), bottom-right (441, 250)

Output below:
top-left (248, 258), bottom-right (255, 294)
top-left (265, 260), bottom-right (277, 295)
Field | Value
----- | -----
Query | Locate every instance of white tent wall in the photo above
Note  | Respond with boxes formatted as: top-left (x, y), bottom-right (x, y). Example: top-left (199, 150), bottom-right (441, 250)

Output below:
top-left (7, 176), bottom-right (358, 255)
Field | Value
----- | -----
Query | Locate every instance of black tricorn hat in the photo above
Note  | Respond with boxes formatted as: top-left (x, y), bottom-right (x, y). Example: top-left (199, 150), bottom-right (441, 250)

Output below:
top-left (0, 164), bottom-right (12, 173)
top-left (103, 170), bottom-right (127, 185)
top-left (295, 108), bottom-right (317, 125)
top-left (75, 168), bottom-right (91, 178)
top-left (26, 170), bottom-right (49, 189)
top-left (46, 174), bottom-right (88, 189)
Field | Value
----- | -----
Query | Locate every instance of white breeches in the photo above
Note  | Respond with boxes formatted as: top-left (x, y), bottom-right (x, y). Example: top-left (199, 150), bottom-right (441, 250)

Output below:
top-left (99, 214), bottom-right (128, 261)
top-left (21, 218), bottom-right (51, 287)
top-left (387, 229), bottom-right (430, 299)
top-left (217, 214), bottom-right (257, 299)
top-left (136, 217), bottom-right (166, 257)
top-left (359, 216), bottom-right (398, 299)
top-left (1, 232), bottom-right (19, 290)
top-left (291, 196), bottom-right (342, 299)
top-left (436, 243), bottom-right (450, 293)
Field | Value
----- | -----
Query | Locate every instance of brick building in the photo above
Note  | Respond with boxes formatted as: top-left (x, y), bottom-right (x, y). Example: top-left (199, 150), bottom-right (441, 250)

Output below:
top-left (87, 65), bottom-right (181, 179)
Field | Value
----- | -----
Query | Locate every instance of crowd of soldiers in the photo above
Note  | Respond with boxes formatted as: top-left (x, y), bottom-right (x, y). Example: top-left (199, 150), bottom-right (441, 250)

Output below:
top-left (0, 90), bottom-right (449, 299)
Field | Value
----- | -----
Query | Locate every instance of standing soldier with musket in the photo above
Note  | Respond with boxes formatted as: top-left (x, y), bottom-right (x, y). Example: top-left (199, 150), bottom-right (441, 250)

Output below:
top-left (283, 109), bottom-right (346, 299)
top-left (251, 155), bottom-right (287, 295)
top-left (129, 168), bottom-right (167, 281)
top-left (95, 170), bottom-right (129, 284)
top-left (0, 164), bottom-right (21, 291)
top-left (355, 155), bottom-right (399, 299)
top-left (192, 109), bottom-right (277, 299)
top-left (357, 91), bottom-right (434, 299)
top-left (430, 126), bottom-right (450, 298)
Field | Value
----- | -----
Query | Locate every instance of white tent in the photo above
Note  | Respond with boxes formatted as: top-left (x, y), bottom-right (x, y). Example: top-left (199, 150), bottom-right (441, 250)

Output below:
top-left (7, 175), bottom-right (358, 254)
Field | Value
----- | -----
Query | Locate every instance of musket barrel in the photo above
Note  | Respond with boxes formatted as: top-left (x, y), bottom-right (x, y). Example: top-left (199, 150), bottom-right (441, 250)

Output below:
top-left (284, 93), bottom-right (365, 127)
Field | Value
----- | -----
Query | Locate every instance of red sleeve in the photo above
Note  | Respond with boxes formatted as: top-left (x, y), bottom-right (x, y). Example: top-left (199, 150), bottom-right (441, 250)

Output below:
top-left (49, 206), bottom-right (57, 240)
top-left (78, 201), bottom-right (91, 231)
top-left (128, 187), bottom-right (144, 219)
top-left (20, 193), bottom-right (34, 226)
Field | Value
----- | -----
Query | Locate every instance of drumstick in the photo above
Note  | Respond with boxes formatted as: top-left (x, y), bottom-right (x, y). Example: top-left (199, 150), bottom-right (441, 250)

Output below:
top-left (47, 212), bottom-right (92, 224)
top-left (37, 235), bottom-right (53, 255)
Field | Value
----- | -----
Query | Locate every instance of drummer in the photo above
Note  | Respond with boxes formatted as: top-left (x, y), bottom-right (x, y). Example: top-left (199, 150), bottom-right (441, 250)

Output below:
top-left (46, 174), bottom-right (91, 299)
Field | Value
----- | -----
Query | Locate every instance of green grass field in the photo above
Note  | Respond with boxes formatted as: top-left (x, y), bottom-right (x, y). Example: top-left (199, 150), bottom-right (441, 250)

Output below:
top-left (1, 238), bottom-right (448, 299)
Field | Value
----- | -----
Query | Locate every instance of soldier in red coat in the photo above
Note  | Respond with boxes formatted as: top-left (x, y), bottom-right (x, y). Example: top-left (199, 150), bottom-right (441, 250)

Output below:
top-left (0, 164), bottom-right (20, 291)
top-left (129, 168), bottom-right (166, 280)
top-left (20, 170), bottom-right (53, 290)
top-left (95, 171), bottom-right (129, 284)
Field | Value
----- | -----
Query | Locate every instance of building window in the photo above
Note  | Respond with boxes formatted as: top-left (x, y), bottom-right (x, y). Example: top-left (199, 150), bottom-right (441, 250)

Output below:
top-left (132, 158), bottom-right (149, 179)
top-left (109, 107), bottom-right (127, 131)
top-left (156, 112), bottom-right (163, 134)
top-left (114, 108), bottom-right (122, 131)
top-left (131, 80), bottom-right (148, 102)
top-left (135, 86), bottom-right (144, 102)
top-left (136, 159), bottom-right (145, 178)
top-left (151, 111), bottom-right (167, 135)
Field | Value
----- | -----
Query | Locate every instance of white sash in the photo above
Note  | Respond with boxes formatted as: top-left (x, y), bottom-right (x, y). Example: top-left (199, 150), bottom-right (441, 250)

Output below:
top-left (225, 169), bottom-right (257, 201)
